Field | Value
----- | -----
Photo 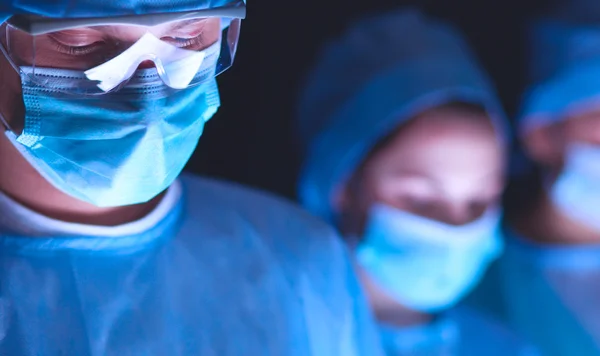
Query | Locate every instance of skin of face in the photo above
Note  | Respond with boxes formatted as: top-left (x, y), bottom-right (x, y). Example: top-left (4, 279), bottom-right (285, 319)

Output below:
top-left (0, 18), bottom-right (220, 226)
top-left (514, 109), bottom-right (600, 244)
top-left (334, 104), bottom-right (506, 326)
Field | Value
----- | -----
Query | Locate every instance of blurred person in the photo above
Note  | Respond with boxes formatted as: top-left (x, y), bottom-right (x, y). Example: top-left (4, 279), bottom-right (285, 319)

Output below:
top-left (0, 1), bottom-right (383, 355)
top-left (498, 5), bottom-right (600, 355)
top-left (296, 9), bottom-right (538, 356)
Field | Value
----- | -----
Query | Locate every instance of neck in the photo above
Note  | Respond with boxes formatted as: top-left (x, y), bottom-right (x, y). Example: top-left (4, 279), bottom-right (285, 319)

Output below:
top-left (512, 184), bottom-right (600, 245)
top-left (0, 132), bottom-right (162, 227)
top-left (357, 267), bottom-right (433, 328)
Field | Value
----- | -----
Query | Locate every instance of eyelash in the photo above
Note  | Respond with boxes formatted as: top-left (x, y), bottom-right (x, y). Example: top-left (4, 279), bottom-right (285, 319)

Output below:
top-left (49, 32), bottom-right (209, 57)
top-left (162, 35), bottom-right (207, 50)
top-left (50, 38), bottom-right (106, 56)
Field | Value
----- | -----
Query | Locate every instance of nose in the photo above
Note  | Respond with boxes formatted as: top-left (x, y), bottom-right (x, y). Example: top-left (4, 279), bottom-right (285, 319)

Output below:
top-left (137, 60), bottom-right (157, 69)
top-left (440, 204), bottom-right (478, 226)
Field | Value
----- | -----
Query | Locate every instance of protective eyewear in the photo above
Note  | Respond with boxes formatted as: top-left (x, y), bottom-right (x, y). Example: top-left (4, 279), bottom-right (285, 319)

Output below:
top-left (0, 0), bottom-right (246, 95)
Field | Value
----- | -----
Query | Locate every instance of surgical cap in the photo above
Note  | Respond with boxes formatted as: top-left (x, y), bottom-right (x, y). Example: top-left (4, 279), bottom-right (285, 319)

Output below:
top-left (297, 9), bottom-right (507, 222)
top-left (520, 15), bottom-right (600, 134)
top-left (0, 0), bottom-right (241, 23)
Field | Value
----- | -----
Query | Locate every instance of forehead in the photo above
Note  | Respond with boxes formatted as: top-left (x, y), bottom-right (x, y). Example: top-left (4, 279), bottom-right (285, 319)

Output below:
top-left (363, 107), bottom-right (504, 178)
top-left (528, 108), bottom-right (600, 145)
top-left (383, 107), bottom-right (499, 154)
top-left (565, 109), bottom-right (600, 127)
top-left (565, 109), bottom-right (600, 144)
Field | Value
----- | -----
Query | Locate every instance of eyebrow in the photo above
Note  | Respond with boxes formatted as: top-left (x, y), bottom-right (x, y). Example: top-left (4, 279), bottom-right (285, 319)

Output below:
top-left (384, 169), bottom-right (445, 192)
top-left (385, 168), bottom-right (504, 189)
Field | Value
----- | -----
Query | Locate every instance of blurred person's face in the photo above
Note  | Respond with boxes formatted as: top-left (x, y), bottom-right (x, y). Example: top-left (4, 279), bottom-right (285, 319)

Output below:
top-left (338, 105), bottom-right (506, 236)
top-left (522, 109), bottom-right (600, 238)
top-left (524, 109), bottom-right (600, 172)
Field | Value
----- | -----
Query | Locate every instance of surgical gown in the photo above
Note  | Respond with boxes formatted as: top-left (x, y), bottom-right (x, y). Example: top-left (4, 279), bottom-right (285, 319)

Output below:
top-left (0, 173), bottom-right (383, 356)
top-left (379, 306), bottom-right (539, 356)
top-left (500, 231), bottom-right (600, 356)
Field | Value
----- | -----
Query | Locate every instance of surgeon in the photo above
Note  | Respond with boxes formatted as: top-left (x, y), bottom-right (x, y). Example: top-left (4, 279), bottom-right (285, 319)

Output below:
top-left (496, 4), bottom-right (600, 356)
top-left (296, 9), bottom-right (538, 355)
top-left (0, 1), bottom-right (384, 355)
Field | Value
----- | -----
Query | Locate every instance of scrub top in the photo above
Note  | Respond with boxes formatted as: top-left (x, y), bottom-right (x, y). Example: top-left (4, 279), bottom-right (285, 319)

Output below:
top-left (0, 173), bottom-right (383, 356)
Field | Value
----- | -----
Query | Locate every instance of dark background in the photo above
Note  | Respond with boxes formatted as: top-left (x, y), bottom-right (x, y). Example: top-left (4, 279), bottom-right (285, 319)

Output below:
top-left (187, 0), bottom-right (551, 200)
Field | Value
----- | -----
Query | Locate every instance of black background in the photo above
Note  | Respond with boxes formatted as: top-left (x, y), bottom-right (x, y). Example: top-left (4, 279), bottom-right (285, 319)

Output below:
top-left (187, 0), bottom-right (551, 200)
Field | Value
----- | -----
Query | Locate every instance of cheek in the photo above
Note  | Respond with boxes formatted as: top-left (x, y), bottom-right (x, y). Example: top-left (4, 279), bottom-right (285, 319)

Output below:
top-left (0, 51), bottom-right (24, 133)
top-left (341, 175), bottom-right (384, 228)
top-left (358, 174), bottom-right (392, 209)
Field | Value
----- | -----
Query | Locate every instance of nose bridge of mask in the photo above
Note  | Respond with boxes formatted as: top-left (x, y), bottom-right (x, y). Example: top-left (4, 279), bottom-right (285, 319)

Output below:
top-left (566, 142), bottom-right (600, 175)
top-left (368, 204), bottom-right (501, 248)
top-left (0, 108), bottom-right (10, 132)
top-left (84, 33), bottom-right (207, 93)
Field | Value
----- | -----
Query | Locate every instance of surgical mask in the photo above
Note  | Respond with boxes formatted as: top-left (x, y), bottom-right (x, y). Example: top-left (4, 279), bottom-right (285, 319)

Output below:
top-left (2, 45), bottom-right (221, 207)
top-left (551, 143), bottom-right (600, 232)
top-left (356, 203), bottom-right (503, 313)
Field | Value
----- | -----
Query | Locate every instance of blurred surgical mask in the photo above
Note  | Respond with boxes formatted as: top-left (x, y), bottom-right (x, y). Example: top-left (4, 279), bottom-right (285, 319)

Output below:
top-left (356, 203), bottom-right (503, 313)
top-left (551, 143), bottom-right (600, 231)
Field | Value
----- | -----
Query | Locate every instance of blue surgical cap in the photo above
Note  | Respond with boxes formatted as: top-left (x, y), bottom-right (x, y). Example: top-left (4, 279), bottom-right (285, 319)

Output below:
top-left (520, 15), bottom-right (600, 134)
top-left (297, 9), bottom-right (507, 222)
top-left (0, 0), bottom-right (240, 24)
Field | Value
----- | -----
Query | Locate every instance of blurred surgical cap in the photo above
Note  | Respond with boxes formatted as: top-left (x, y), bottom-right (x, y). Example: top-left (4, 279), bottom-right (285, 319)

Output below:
top-left (520, 9), bottom-right (600, 134)
top-left (0, 0), bottom-right (242, 23)
top-left (296, 8), bottom-right (507, 222)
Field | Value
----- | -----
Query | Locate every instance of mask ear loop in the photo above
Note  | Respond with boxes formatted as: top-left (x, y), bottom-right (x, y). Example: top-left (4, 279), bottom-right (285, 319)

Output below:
top-left (0, 110), bottom-right (10, 132)
top-left (0, 24), bottom-right (22, 75)
top-left (0, 24), bottom-right (20, 133)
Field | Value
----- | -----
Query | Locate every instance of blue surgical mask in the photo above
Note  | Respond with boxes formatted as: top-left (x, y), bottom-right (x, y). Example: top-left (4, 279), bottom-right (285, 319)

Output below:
top-left (551, 143), bottom-right (600, 231)
top-left (356, 203), bottom-right (503, 313)
top-left (3, 66), bottom-right (220, 207)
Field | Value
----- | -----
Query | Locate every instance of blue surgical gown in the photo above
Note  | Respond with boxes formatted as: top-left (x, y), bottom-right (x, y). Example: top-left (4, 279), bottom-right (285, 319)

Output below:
top-left (0, 174), bottom-right (383, 356)
top-left (379, 306), bottom-right (539, 356)
top-left (499, 231), bottom-right (600, 356)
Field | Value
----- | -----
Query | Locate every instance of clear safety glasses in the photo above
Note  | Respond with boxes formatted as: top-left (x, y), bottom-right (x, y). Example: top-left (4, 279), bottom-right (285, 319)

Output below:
top-left (0, 0), bottom-right (246, 95)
